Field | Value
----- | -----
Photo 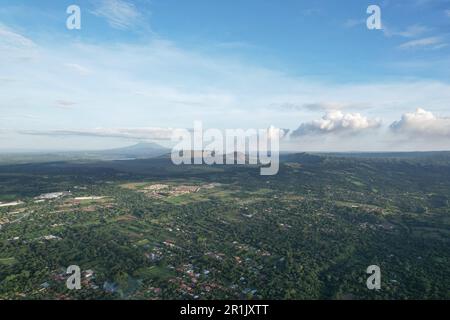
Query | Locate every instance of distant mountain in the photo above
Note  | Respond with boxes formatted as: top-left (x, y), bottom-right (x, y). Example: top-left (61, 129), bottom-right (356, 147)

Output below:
top-left (0, 142), bottom-right (170, 165)
top-left (323, 151), bottom-right (450, 159)
top-left (280, 151), bottom-right (450, 165)
top-left (280, 152), bottom-right (324, 164)
top-left (91, 142), bottom-right (170, 158)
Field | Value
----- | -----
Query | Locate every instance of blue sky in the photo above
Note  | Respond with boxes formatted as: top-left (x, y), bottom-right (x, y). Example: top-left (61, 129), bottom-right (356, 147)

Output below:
top-left (1, 0), bottom-right (450, 151)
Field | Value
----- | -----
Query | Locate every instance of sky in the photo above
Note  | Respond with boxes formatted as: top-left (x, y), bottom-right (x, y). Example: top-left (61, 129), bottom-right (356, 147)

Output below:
top-left (0, 0), bottom-right (450, 152)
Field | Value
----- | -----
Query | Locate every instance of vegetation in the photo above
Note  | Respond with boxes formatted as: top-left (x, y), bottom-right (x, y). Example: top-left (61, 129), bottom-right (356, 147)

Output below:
top-left (0, 153), bottom-right (449, 299)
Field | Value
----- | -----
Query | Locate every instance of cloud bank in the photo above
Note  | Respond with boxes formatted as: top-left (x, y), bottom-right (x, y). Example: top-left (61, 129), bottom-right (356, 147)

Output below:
top-left (291, 111), bottom-right (382, 137)
top-left (390, 108), bottom-right (450, 137)
top-left (20, 127), bottom-right (176, 141)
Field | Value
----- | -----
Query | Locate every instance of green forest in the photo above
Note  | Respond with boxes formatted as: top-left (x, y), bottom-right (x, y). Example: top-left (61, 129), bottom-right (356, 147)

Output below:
top-left (0, 153), bottom-right (449, 299)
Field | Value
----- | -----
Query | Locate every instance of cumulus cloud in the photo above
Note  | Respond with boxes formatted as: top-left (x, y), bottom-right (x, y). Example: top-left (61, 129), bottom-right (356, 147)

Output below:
top-left (291, 110), bottom-right (381, 137)
top-left (20, 127), bottom-right (176, 141)
top-left (266, 125), bottom-right (289, 140)
top-left (390, 108), bottom-right (450, 137)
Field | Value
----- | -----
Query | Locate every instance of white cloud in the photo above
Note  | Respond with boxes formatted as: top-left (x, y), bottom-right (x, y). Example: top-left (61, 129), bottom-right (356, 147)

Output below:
top-left (398, 36), bottom-right (446, 49)
top-left (20, 127), bottom-right (177, 141)
top-left (384, 24), bottom-right (430, 38)
top-left (390, 108), bottom-right (450, 137)
top-left (0, 24), bottom-right (35, 47)
top-left (344, 18), bottom-right (366, 28)
top-left (64, 63), bottom-right (92, 76)
top-left (0, 24), bottom-right (37, 60)
top-left (134, 87), bottom-right (234, 107)
top-left (273, 102), bottom-right (372, 113)
top-left (291, 111), bottom-right (381, 137)
top-left (302, 102), bottom-right (369, 111)
top-left (91, 0), bottom-right (144, 30)
top-left (55, 100), bottom-right (77, 109)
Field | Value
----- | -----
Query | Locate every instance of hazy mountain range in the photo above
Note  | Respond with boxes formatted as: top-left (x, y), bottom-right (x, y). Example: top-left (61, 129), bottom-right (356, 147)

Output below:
top-left (0, 142), bottom-right (170, 164)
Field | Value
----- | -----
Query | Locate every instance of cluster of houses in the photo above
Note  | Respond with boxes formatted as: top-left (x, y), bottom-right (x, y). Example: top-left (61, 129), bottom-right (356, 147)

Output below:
top-left (47, 268), bottom-right (100, 293)
top-left (139, 184), bottom-right (202, 199)
top-left (35, 191), bottom-right (71, 201)
top-left (135, 182), bottom-right (219, 199)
